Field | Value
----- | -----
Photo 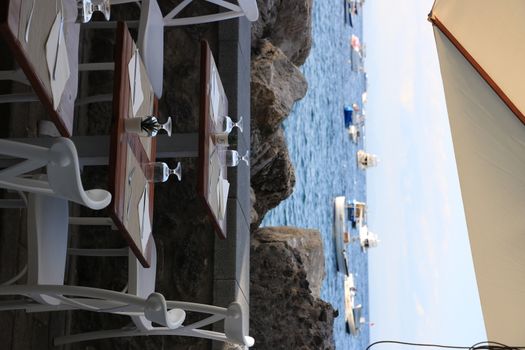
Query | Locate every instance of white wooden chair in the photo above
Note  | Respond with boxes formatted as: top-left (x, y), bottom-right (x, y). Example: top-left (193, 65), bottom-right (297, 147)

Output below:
top-left (0, 238), bottom-right (254, 347)
top-left (58, 239), bottom-right (253, 347)
top-left (0, 283), bottom-right (254, 347)
top-left (0, 138), bottom-right (112, 301)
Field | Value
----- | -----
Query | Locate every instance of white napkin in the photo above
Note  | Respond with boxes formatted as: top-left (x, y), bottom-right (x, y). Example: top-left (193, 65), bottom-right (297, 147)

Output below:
top-left (138, 185), bottom-right (151, 252)
top-left (210, 67), bottom-right (220, 122)
top-left (208, 149), bottom-right (221, 215)
top-left (128, 50), bottom-right (144, 117)
top-left (217, 172), bottom-right (229, 220)
top-left (45, 12), bottom-right (70, 110)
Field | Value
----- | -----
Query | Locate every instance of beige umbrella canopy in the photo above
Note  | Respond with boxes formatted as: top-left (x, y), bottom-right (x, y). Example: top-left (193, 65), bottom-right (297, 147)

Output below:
top-left (429, 0), bottom-right (525, 345)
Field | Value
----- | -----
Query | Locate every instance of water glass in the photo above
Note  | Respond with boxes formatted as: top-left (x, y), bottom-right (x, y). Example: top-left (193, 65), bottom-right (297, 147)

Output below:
top-left (219, 150), bottom-right (249, 167)
top-left (145, 162), bottom-right (182, 183)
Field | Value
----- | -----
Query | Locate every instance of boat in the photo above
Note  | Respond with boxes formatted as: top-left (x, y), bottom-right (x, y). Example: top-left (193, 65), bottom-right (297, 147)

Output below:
top-left (344, 105), bottom-right (362, 143)
top-left (344, 273), bottom-right (363, 335)
top-left (357, 150), bottom-right (379, 169)
top-left (333, 196), bottom-right (350, 275)
top-left (350, 35), bottom-right (365, 72)
top-left (348, 125), bottom-right (360, 144)
top-left (358, 225), bottom-right (380, 251)
top-left (347, 199), bottom-right (366, 228)
top-left (343, 103), bottom-right (360, 128)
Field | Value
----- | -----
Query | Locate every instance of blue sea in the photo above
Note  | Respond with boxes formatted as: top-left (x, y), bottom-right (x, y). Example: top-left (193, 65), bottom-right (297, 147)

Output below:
top-left (261, 1), bottom-right (369, 349)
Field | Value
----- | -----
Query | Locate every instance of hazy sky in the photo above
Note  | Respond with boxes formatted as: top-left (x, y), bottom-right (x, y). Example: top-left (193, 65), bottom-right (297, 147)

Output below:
top-left (363, 0), bottom-right (487, 346)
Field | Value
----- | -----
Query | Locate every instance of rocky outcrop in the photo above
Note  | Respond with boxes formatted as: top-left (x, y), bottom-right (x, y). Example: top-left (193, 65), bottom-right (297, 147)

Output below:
top-left (249, 0), bottom-right (312, 228)
top-left (251, 40), bottom-right (308, 134)
top-left (254, 226), bottom-right (325, 298)
top-left (252, 0), bottom-right (313, 66)
top-left (249, 40), bottom-right (307, 228)
top-left (250, 128), bottom-right (295, 230)
top-left (250, 227), bottom-right (336, 349)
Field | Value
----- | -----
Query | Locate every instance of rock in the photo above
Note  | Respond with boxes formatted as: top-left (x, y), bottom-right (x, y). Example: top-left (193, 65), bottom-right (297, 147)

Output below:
top-left (250, 227), bottom-right (336, 350)
top-left (252, 0), bottom-right (313, 66)
top-left (255, 227), bottom-right (325, 298)
top-left (251, 40), bottom-right (308, 134)
top-left (250, 127), bottom-right (295, 230)
top-left (249, 40), bottom-right (305, 228)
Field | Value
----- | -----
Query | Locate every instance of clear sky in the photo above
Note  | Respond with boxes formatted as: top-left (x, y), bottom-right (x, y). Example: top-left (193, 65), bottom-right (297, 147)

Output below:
top-left (363, 0), bottom-right (487, 346)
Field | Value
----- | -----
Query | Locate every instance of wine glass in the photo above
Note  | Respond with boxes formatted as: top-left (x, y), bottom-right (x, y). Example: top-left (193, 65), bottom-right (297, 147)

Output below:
top-left (77, 0), bottom-right (110, 23)
top-left (219, 150), bottom-right (249, 167)
top-left (141, 116), bottom-right (172, 137)
top-left (222, 116), bottom-right (243, 134)
top-left (145, 162), bottom-right (182, 182)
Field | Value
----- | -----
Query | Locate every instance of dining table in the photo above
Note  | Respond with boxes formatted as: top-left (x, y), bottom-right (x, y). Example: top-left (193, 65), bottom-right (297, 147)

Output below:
top-left (197, 40), bottom-right (230, 240)
top-left (0, 0), bottom-right (79, 137)
top-left (107, 22), bottom-right (157, 268)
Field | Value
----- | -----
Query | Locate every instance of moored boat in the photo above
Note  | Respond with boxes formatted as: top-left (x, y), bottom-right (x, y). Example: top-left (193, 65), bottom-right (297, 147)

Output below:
top-left (344, 273), bottom-right (362, 335)
top-left (333, 196), bottom-right (350, 275)
top-left (348, 124), bottom-right (360, 144)
top-left (357, 150), bottom-right (379, 169)
top-left (344, 104), bottom-right (362, 143)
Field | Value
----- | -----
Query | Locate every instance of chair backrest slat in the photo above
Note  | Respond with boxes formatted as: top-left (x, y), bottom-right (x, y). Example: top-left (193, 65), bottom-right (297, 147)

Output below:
top-left (0, 159), bottom-right (47, 178)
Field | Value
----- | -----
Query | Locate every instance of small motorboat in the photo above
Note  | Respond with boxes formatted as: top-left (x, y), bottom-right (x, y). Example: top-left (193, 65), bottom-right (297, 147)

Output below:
top-left (344, 273), bottom-right (362, 335)
top-left (333, 196), bottom-right (351, 275)
top-left (357, 150), bottom-right (379, 169)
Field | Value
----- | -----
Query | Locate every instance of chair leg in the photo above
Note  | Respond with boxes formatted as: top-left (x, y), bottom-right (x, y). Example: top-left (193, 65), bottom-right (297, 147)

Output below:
top-left (78, 62), bottom-right (115, 71)
top-left (54, 328), bottom-right (143, 345)
top-left (67, 248), bottom-right (128, 257)
top-left (69, 216), bottom-right (116, 229)
top-left (0, 198), bottom-right (26, 208)
top-left (74, 93), bottom-right (113, 106)
top-left (0, 190), bottom-right (28, 208)
top-left (0, 93), bottom-right (38, 104)
top-left (0, 69), bottom-right (30, 85)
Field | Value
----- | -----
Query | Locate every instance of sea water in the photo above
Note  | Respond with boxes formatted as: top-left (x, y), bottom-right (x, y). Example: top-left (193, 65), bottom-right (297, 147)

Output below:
top-left (261, 1), bottom-right (369, 349)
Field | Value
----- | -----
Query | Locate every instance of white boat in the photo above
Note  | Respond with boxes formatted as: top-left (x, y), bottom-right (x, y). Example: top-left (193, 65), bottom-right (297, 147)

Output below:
top-left (357, 150), bottom-right (379, 169)
top-left (348, 125), bottom-right (360, 144)
top-left (333, 196), bottom-right (350, 275)
top-left (347, 199), bottom-right (366, 228)
top-left (344, 273), bottom-right (362, 335)
top-left (358, 225), bottom-right (379, 252)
